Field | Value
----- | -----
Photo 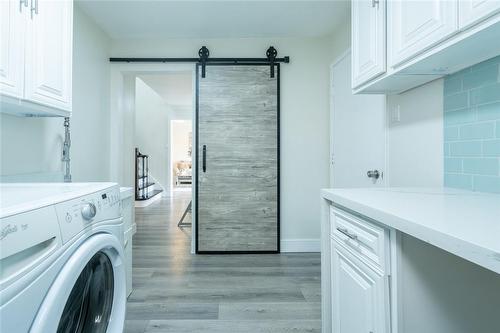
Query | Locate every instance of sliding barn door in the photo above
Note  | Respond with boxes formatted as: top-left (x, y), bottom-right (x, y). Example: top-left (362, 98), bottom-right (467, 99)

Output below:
top-left (196, 64), bottom-right (279, 253)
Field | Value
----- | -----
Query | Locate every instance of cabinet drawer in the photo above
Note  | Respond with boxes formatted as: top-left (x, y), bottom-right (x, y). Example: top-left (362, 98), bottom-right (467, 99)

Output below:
top-left (330, 206), bottom-right (389, 272)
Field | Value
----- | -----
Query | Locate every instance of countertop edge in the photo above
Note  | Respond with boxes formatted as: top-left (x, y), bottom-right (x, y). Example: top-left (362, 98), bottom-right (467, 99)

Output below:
top-left (321, 189), bottom-right (500, 275)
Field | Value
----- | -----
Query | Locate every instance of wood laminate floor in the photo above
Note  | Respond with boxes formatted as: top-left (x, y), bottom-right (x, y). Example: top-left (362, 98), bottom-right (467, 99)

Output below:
top-left (124, 190), bottom-right (321, 333)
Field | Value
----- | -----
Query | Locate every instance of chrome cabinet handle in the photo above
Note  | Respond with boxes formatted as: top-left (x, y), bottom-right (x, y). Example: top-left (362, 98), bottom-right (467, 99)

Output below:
top-left (20, 0), bottom-right (28, 12)
top-left (30, 0), bottom-right (38, 19)
top-left (336, 227), bottom-right (358, 240)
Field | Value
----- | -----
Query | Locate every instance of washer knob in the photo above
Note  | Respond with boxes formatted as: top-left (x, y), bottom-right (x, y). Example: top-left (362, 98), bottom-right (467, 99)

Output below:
top-left (81, 202), bottom-right (97, 221)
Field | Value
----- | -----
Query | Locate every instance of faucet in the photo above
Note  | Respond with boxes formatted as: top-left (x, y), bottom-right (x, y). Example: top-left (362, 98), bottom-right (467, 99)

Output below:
top-left (62, 117), bottom-right (71, 182)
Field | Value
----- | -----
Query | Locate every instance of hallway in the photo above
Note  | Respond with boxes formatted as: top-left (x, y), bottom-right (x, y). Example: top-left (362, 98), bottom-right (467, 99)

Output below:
top-left (125, 191), bottom-right (321, 333)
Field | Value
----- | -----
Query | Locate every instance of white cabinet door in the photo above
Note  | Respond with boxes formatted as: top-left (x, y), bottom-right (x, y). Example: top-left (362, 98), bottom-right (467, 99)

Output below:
top-left (459, 0), bottom-right (500, 29)
top-left (389, 0), bottom-right (458, 67)
top-left (351, 0), bottom-right (386, 88)
top-left (331, 241), bottom-right (389, 333)
top-left (0, 0), bottom-right (26, 99)
top-left (25, 0), bottom-right (73, 111)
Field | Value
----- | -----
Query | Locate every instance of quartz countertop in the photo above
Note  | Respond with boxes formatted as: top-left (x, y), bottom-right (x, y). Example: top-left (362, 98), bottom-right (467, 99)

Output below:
top-left (322, 187), bottom-right (500, 274)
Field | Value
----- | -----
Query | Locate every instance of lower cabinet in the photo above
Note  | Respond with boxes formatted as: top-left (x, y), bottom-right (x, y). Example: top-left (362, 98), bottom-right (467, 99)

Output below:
top-left (331, 240), bottom-right (390, 333)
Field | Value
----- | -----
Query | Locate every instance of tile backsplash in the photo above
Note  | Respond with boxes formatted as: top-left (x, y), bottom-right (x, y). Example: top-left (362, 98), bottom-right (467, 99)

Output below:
top-left (443, 55), bottom-right (500, 193)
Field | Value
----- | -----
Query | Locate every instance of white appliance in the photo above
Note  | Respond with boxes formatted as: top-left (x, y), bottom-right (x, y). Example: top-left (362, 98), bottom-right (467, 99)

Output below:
top-left (120, 187), bottom-right (135, 297)
top-left (0, 183), bottom-right (126, 333)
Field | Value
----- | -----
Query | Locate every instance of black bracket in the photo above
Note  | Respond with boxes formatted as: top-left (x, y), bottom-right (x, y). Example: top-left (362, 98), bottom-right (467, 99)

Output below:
top-left (266, 46), bottom-right (278, 78)
top-left (198, 46), bottom-right (210, 78)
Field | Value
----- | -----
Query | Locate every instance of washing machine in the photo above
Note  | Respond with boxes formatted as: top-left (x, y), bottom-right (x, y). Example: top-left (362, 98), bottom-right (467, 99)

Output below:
top-left (0, 183), bottom-right (126, 333)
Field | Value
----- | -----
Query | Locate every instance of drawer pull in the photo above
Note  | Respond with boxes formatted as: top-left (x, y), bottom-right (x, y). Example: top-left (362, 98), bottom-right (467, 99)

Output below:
top-left (336, 227), bottom-right (358, 240)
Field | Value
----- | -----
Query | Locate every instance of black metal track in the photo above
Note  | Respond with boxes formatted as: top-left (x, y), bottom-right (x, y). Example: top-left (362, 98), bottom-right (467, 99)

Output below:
top-left (109, 56), bottom-right (290, 63)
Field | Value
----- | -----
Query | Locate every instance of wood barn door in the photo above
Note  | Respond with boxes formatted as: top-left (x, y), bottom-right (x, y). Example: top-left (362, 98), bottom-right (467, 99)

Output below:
top-left (196, 64), bottom-right (279, 253)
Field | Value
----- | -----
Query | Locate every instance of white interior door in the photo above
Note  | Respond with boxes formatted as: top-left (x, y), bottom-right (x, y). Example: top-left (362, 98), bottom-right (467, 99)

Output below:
top-left (330, 52), bottom-right (386, 188)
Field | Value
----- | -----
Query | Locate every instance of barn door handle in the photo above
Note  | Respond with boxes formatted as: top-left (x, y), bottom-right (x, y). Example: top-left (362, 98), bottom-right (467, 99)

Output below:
top-left (202, 145), bottom-right (207, 173)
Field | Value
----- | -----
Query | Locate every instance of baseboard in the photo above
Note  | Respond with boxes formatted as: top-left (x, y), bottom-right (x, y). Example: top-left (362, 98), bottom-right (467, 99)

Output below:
top-left (280, 239), bottom-right (321, 253)
top-left (135, 192), bottom-right (162, 208)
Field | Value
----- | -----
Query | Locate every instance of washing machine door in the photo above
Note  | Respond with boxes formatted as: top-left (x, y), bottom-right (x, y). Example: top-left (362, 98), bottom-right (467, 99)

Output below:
top-left (57, 251), bottom-right (114, 333)
top-left (30, 232), bottom-right (126, 333)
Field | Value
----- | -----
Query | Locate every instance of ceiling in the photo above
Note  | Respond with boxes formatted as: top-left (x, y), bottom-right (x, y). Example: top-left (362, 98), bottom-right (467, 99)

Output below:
top-left (76, 0), bottom-right (350, 39)
top-left (138, 73), bottom-right (193, 107)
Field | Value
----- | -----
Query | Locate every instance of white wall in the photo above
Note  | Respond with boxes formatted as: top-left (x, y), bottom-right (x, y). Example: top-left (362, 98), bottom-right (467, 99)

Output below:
top-left (135, 78), bottom-right (170, 192)
top-left (111, 36), bottom-right (332, 249)
top-left (386, 80), bottom-right (444, 187)
top-left (171, 120), bottom-right (192, 163)
top-left (0, 5), bottom-right (111, 182)
top-left (329, 15), bottom-right (351, 63)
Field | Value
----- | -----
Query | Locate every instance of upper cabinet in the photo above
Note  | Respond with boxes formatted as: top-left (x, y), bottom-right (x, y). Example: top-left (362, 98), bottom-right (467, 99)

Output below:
top-left (351, 0), bottom-right (386, 88)
top-left (353, 0), bottom-right (500, 94)
top-left (460, 0), bottom-right (500, 29)
top-left (0, 0), bottom-right (73, 117)
top-left (389, 0), bottom-right (458, 67)
top-left (0, 0), bottom-right (25, 99)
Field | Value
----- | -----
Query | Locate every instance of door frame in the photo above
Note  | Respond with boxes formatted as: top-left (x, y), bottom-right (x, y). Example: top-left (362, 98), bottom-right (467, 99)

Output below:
top-left (195, 63), bottom-right (281, 254)
top-left (330, 49), bottom-right (352, 188)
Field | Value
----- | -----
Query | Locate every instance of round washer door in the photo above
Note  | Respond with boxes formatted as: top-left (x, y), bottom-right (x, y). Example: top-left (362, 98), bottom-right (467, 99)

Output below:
top-left (30, 233), bottom-right (126, 333)
top-left (57, 251), bottom-right (114, 333)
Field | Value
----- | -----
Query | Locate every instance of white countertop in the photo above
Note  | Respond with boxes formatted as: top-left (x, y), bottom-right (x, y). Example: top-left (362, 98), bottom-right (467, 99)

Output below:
top-left (120, 187), bottom-right (134, 200)
top-left (322, 187), bottom-right (500, 275)
top-left (0, 182), bottom-right (118, 218)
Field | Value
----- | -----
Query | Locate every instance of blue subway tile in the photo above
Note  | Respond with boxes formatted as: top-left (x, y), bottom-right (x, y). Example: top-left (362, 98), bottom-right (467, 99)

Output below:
top-left (469, 55), bottom-right (500, 72)
top-left (444, 158), bottom-right (462, 173)
top-left (444, 76), bottom-right (462, 96)
top-left (462, 65), bottom-right (499, 90)
top-left (444, 143), bottom-right (450, 156)
top-left (477, 102), bottom-right (500, 121)
top-left (497, 120), bottom-right (500, 138)
top-left (444, 108), bottom-right (475, 126)
top-left (444, 91), bottom-right (469, 111)
top-left (473, 176), bottom-right (500, 194)
top-left (450, 141), bottom-right (482, 156)
top-left (459, 122), bottom-right (495, 140)
top-left (470, 83), bottom-right (500, 106)
top-left (444, 127), bottom-right (459, 141)
top-left (452, 67), bottom-right (472, 76)
top-left (444, 174), bottom-right (473, 190)
top-left (483, 139), bottom-right (500, 156)
top-left (463, 158), bottom-right (498, 176)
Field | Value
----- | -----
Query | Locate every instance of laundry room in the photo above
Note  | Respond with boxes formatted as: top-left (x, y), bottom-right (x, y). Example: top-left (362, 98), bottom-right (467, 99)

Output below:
top-left (1, 1), bottom-right (500, 333)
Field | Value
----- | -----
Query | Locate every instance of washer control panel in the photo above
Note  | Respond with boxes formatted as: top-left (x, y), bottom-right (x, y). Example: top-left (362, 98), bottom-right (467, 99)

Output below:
top-left (55, 186), bottom-right (121, 244)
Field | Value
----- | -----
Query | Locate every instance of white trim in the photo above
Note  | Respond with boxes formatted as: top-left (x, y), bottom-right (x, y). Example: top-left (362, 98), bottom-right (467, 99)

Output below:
top-left (331, 48), bottom-right (352, 68)
top-left (134, 193), bottom-right (162, 208)
top-left (280, 239), bottom-right (321, 253)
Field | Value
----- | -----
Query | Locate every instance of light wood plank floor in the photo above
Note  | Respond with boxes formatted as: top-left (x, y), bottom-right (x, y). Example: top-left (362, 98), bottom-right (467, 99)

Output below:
top-left (125, 190), bottom-right (321, 333)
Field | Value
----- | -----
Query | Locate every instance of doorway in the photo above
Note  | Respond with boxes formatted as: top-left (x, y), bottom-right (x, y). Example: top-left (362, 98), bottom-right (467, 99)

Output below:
top-left (110, 63), bottom-right (197, 253)
top-left (170, 119), bottom-right (193, 191)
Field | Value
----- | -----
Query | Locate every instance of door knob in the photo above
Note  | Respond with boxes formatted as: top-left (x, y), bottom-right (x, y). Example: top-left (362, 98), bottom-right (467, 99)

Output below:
top-left (367, 170), bottom-right (380, 180)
